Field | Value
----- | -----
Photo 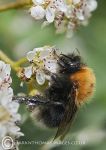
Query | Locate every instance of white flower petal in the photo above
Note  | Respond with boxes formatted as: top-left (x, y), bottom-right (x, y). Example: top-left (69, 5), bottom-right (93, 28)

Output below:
top-left (0, 125), bottom-right (7, 138)
top-left (0, 87), bottom-right (13, 105)
top-left (32, 0), bottom-right (44, 5)
top-left (31, 6), bottom-right (45, 20)
top-left (0, 61), bottom-right (11, 86)
top-left (40, 49), bottom-right (51, 59)
top-left (73, 0), bottom-right (80, 5)
top-left (9, 125), bottom-right (24, 137)
top-left (46, 7), bottom-right (55, 23)
top-left (7, 101), bottom-right (20, 114)
top-left (65, 5), bottom-right (73, 18)
top-left (24, 66), bottom-right (32, 78)
top-left (36, 70), bottom-right (46, 85)
top-left (76, 9), bottom-right (85, 20)
top-left (5, 64), bottom-right (11, 76)
top-left (55, 0), bottom-right (67, 12)
top-left (32, 47), bottom-right (52, 59)
top-left (44, 59), bottom-right (57, 73)
top-left (87, 0), bottom-right (98, 12)
top-left (0, 60), bottom-right (23, 141)
top-left (27, 51), bottom-right (35, 61)
top-left (0, 60), bottom-right (5, 69)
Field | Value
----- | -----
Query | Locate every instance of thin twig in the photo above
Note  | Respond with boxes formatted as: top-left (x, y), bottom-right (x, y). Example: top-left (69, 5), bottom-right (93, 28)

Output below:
top-left (0, 50), bottom-right (18, 71)
top-left (0, 0), bottom-right (33, 12)
top-left (14, 57), bottom-right (28, 67)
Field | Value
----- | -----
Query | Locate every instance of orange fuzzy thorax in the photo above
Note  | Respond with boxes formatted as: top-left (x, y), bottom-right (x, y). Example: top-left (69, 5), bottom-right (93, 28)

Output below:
top-left (70, 67), bottom-right (96, 106)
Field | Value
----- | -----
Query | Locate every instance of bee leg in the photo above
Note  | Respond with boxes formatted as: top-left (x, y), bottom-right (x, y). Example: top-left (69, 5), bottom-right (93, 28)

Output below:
top-left (13, 95), bottom-right (48, 105)
top-left (12, 96), bottom-right (27, 104)
top-left (58, 59), bottom-right (68, 68)
top-left (51, 73), bottom-right (60, 83)
top-left (12, 95), bottom-right (63, 107)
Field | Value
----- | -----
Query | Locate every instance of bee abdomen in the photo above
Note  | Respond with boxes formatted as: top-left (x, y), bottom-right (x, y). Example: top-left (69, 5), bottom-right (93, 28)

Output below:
top-left (70, 67), bottom-right (96, 105)
top-left (33, 105), bottom-right (65, 128)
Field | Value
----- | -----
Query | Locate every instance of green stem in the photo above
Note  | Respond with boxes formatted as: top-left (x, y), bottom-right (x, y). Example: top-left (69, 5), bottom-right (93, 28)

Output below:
top-left (0, 0), bottom-right (33, 12)
top-left (0, 50), bottom-right (28, 71)
top-left (14, 57), bottom-right (28, 67)
top-left (0, 50), bottom-right (19, 71)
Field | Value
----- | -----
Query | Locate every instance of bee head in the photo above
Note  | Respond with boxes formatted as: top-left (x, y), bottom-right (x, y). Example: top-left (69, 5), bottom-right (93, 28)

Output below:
top-left (58, 53), bottom-right (85, 74)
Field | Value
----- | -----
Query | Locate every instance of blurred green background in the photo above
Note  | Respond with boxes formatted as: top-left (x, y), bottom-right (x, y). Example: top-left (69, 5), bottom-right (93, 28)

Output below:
top-left (0, 0), bottom-right (106, 150)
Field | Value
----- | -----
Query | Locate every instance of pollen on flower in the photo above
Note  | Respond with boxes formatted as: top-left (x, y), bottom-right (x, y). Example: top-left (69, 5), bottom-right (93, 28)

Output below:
top-left (30, 0), bottom-right (98, 37)
top-left (25, 46), bottom-right (58, 85)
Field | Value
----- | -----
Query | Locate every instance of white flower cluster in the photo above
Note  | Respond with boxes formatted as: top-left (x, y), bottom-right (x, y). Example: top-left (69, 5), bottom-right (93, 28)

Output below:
top-left (23, 46), bottom-right (58, 85)
top-left (30, 0), bottom-right (97, 36)
top-left (0, 61), bottom-right (23, 149)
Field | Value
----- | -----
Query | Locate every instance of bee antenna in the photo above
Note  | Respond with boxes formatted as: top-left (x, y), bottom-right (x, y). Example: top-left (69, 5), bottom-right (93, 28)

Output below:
top-left (73, 48), bottom-right (80, 56)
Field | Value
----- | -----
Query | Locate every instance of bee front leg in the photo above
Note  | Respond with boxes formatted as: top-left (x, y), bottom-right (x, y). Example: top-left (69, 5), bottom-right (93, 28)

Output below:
top-left (12, 95), bottom-right (63, 110)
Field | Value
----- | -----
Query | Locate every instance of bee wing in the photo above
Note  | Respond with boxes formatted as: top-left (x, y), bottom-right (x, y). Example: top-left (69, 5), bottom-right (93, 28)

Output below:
top-left (53, 85), bottom-right (78, 141)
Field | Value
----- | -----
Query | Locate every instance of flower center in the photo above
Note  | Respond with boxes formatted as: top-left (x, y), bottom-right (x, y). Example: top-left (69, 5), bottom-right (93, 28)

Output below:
top-left (67, 0), bottom-right (73, 5)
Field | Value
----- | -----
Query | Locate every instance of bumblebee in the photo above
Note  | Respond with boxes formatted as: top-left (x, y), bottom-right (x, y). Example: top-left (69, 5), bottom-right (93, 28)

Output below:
top-left (13, 52), bottom-right (96, 140)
